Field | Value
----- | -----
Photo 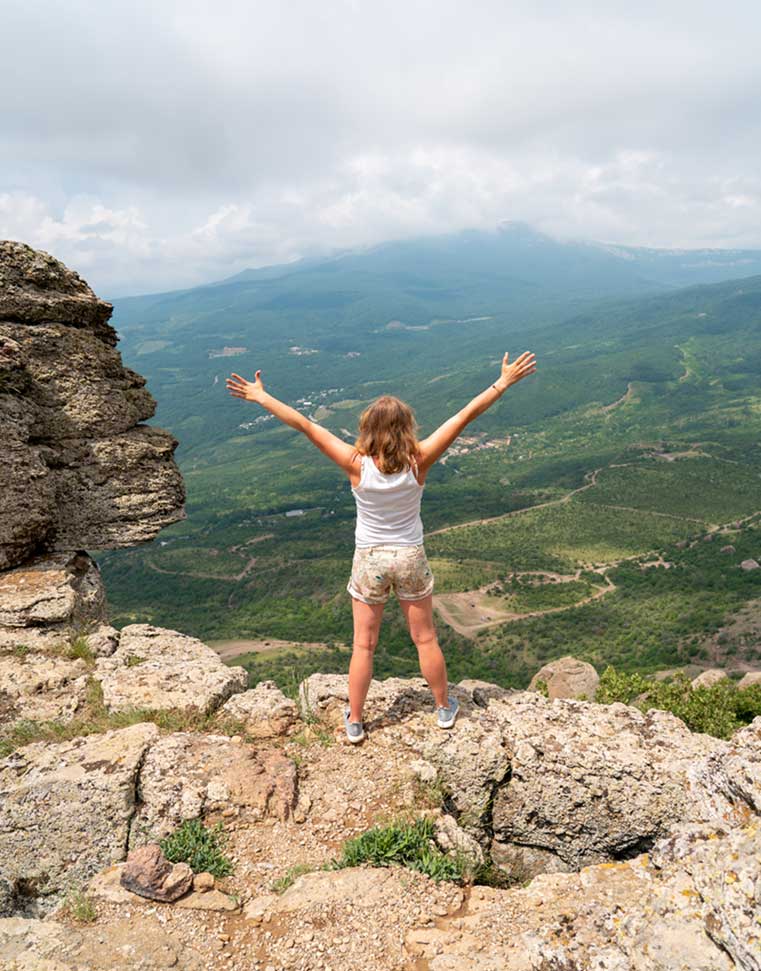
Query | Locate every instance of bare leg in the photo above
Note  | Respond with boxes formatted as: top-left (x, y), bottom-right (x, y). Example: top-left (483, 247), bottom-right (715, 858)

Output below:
top-left (399, 594), bottom-right (449, 708)
top-left (348, 597), bottom-right (385, 721)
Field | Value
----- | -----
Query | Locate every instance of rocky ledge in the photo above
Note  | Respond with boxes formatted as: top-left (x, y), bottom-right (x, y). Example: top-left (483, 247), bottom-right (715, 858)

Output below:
top-left (0, 658), bottom-right (760, 971)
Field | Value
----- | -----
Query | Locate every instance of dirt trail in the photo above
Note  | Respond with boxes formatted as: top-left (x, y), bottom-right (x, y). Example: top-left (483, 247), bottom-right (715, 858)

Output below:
top-left (147, 555), bottom-right (259, 583)
top-left (209, 637), bottom-right (344, 661)
top-left (425, 467), bottom-right (603, 539)
top-left (433, 574), bottom-right (616, 638)
top-left (600, 381), bottom-right (635, 413)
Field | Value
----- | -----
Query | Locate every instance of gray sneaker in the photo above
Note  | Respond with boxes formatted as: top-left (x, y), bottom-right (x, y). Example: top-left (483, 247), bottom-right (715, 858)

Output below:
top-left (343, 707), bottom-right (365, 743)
top-left (436, 695), bottom-right (460, 729)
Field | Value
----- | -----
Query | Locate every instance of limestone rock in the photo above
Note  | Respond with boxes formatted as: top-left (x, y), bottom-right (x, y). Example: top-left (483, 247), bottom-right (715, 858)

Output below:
top-left (218, 679), bottom-right (300, 736)
top-left (740, 559), bottom-right (760, 571)
top-left (0, 722), bottom-right (159, 915)
top-left (192, 871), bottom-right (215, 892)
top-left (486, 692), bottom-right (739, 876)
top-left (417, 712), bottom-right (510, 843)
top-left (85, 623), bottom-right (119, 657)
top-left (272, 867), bottom-right (397, 913)
top-left (737, 671), bottom-right (761, 689)
top-left (0, 915), bottom-right (204, 970)
top-left (691, 668), bottom-right (729, 688)
top-left (119, 844), bottom-right (193, 902)
top-left (243, 892), bottom-right (279, 924)
top-left (94, 624), bottom-right (247, 715)
top-left (409, 823), bottom-right (759, 971)
top-left (128, 732), bottom-right (298, 847)
top-left (721, 544), bottom-right (736, 553)
top-left (299, 672), bottom-right (438, 725)
top-left (528, 654), bottom-right (600, 700)
top-left (0, 652), bottom-right (89, 727)
top-left (0, 240), bottom-right (113, 334)
top-left (690, 716), bottom-right (761, 818)
top-left (174, 888), bottom-right (240, 911)
top-left (456, 678), bottom-right (515, 706)
top-left (0, 241), bottom-right (184, 571)
top-left (433, 812), bottom-right (485, 868)
top-left (0, 552), bottom-right (106, 653)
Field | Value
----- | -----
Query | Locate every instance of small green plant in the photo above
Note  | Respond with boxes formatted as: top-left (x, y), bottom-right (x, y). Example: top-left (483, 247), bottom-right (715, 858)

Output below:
top-left (410, 776), bottom-right (446, 810)
top-left (595, 666), bottom-right (650, 705)
top-left (62, 888), bottom-right (98, 923)
top-left (11, 643), bottom-right (30, 658)
top-left (533, 678), bottom-right (549, 698)
top-left (125, 653), bottom-right (146, 667)
top-left (67, 636), bottom-right (95, 665)
top-left (270, 862), bottom-right (316, 893)
top-left (470, 858), bottom-right (528, 889)
top-left (329, 816), bottom-right (465, 883)
top-left (159, 818), bottom-right (234, 878)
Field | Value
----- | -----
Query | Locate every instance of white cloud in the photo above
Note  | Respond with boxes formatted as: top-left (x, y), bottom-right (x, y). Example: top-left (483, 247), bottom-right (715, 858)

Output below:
top-left (1, 0), bottom-right (761, 293)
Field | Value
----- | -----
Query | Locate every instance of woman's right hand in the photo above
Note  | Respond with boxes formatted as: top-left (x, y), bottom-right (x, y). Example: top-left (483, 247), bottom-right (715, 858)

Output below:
top-left (499, 351), bottom-right (536, 390)
top-left (225, 370), bottom-right (265, 403)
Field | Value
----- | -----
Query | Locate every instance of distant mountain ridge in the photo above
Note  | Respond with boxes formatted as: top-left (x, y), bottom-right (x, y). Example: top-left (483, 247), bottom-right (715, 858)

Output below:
top-left (111, 222), bottom-right (761, 311)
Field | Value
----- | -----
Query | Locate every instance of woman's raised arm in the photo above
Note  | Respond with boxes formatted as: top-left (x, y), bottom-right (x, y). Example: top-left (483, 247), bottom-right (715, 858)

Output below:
top-left (416, 351), bottom-right (536, 474)
top-left (225, 371), bottom-right (357, 474)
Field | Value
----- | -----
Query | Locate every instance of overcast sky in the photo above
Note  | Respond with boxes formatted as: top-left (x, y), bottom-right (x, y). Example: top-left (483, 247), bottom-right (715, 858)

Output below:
top-left (1, 0), bottom-right (760, 296)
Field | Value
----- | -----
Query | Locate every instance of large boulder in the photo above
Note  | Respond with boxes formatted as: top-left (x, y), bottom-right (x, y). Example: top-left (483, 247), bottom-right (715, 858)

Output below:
top-left (0, 722), bottom-right (159, 915)
top-left (737, 671), bottom-right (761, 689)
top-left (0, 241), bottom-right (184, 571)
top-left (691, 668), bottom-right (729, 688)
top-left (94, 624), bottom-right (248, 715)
top-left (217, 679), bottom-right (300, 736)
top-left (528, 654), bottom-right (600, 700)
top-left (128, 732), bottom-right (298, 848)
top-left (485, 693), bottom-right (750, 876)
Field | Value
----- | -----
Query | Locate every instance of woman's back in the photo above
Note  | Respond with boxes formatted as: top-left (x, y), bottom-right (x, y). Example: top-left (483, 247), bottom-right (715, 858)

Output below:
top-left (351, 454), bottom-right (424, 547)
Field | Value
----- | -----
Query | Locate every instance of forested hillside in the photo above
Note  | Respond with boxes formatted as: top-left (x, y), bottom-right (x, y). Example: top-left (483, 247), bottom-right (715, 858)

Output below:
top-left (98, 229), bottom-right (761, 691)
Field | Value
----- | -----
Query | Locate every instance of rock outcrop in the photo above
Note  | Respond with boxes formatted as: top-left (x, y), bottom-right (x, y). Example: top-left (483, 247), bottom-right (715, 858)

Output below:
top-left (0, 241), bottom-right (184, 572)
top-left (0, 723), bottom-right (159, 915)
top-left (93, 624), bottom-right (248, 715)
top-left (528, 653), bottom-right (600, 699)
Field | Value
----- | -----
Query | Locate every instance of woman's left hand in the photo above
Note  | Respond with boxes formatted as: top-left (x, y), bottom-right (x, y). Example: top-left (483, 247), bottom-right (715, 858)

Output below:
top-left (226, 370), bottom-right (265, 403)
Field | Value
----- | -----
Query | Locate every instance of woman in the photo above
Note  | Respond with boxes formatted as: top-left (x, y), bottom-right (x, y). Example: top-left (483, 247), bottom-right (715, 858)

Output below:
top-left (226, 349), bottom-right (537, 743)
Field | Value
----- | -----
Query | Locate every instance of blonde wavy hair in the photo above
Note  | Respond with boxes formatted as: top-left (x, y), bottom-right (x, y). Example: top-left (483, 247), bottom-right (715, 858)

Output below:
top-left (354, 395), bottom-right (421, 474)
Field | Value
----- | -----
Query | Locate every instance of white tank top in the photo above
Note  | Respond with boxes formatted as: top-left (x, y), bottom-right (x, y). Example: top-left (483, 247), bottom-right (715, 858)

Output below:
top-left (351, 454), bottom-right (424, 547)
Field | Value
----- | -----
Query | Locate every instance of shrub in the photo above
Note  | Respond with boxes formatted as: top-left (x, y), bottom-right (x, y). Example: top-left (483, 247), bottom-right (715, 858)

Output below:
top-left (329, 816), bottom-right (465, 883)
top-left (596, 666), bottom-right (761, 739)
top-left (159, 818), bottom-right (234, 878)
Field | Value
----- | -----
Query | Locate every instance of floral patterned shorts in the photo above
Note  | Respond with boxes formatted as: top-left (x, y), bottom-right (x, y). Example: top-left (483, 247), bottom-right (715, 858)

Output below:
top-left (347, 544), bottom-right (435, 605)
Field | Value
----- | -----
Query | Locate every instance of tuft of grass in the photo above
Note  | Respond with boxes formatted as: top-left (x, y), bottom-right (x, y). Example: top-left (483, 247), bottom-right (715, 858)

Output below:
top-left (125, 653), bottom-right (146, 667)
top-left (66, 636), bottom-right (95, 665)
top-left (159, 818), bottom-right (235, 878)
top-left (533, 678), bottom-right (549, 698)
top-left (61, 887), bottom-right (98, 923)
top-left (328, 816), bottom-right (466, 883)
top-left (270, 862), bottom-right (317, 893)
top-left (409, 776), bottom-right (447, 810)
top-left (10, 644), bottom-right (30, 658)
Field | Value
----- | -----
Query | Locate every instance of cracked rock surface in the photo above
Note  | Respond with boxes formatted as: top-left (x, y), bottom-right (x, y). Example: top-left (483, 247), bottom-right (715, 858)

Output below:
top-left (0, 241), bottom-right (184, 571)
